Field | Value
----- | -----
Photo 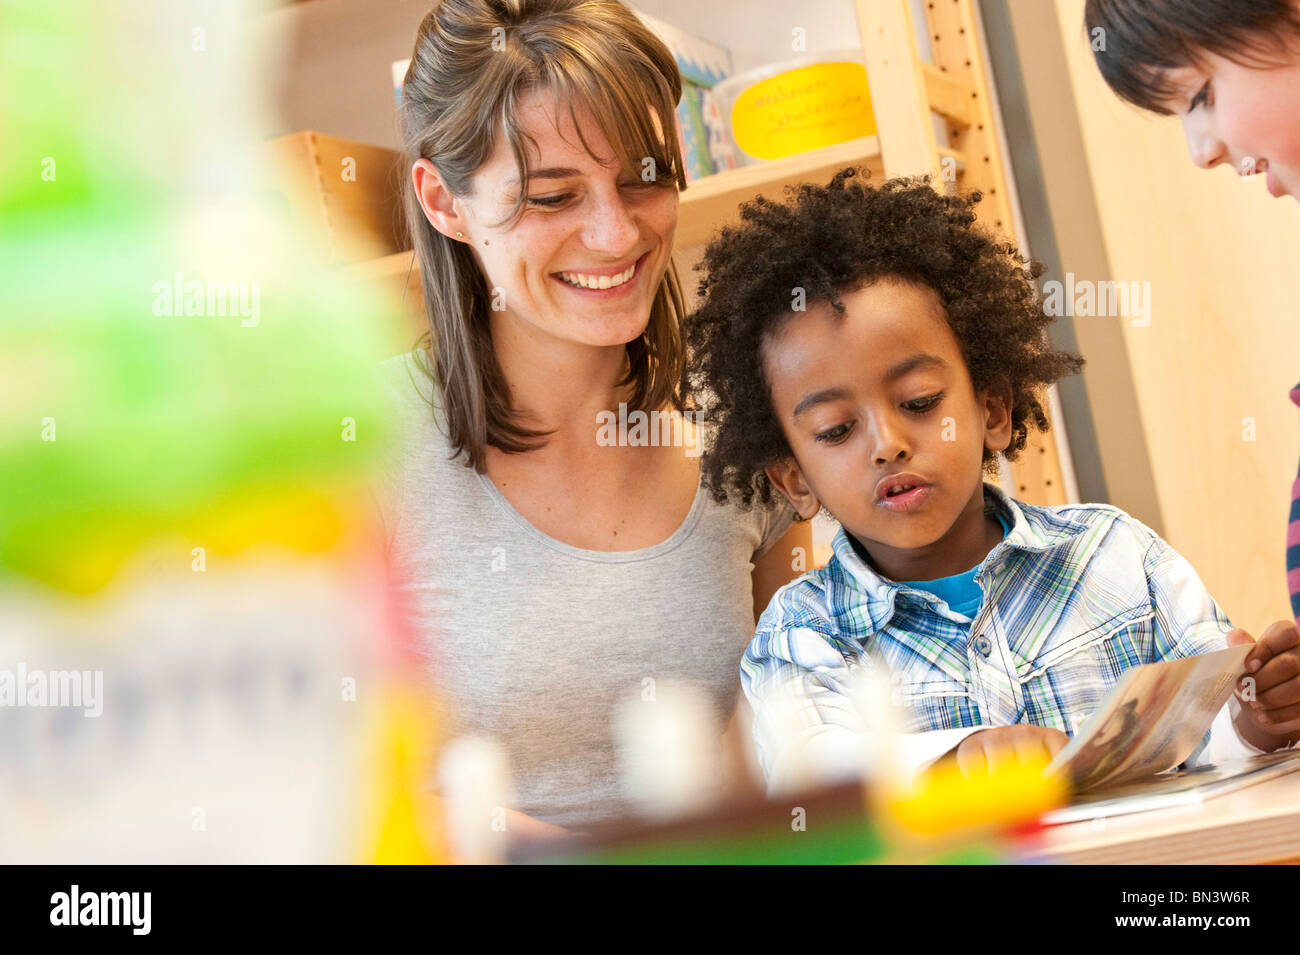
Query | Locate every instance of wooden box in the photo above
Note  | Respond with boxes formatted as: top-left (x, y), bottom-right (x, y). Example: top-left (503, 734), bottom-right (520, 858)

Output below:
top-left (262, 130), bottom-right (407, 265)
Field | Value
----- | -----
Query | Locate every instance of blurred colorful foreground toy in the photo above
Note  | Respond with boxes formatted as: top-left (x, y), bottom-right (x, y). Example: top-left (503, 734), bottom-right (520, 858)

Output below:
top-left (0, 0), bottom-right (445, 863)
top-left (443, 676), bottom-right (1069, 864)
top-left (506, 758), bottom-right (1066, 865)
top-left (0, 0), bottom-right (399, 595)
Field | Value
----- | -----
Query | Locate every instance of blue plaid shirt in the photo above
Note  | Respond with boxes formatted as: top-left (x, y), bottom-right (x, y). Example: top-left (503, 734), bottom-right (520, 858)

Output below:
top-left (742, 485), bottom-right (1247, 785)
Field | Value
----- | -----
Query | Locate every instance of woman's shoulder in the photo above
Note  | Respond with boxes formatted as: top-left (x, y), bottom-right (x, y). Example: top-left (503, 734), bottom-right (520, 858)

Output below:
top-left (378, 347), bottom-right (441, 414)
top-left (374, 347), bottom-right (461, 475)
top-left (684, 418), bottom-right (798, 557)
top-left (692, 474), bottom-right (798, 560)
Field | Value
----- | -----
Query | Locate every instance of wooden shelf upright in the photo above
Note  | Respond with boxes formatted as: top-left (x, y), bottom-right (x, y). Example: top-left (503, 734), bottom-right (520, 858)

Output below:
top-left (856, 0), bottom-right (1069, 506)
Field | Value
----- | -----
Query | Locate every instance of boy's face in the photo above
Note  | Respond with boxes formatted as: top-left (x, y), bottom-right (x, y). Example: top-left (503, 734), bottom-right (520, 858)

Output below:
top-left (1159, 44), bottom-right (1300, 200)
top-left (761, 278), bottom-right (1012, 575)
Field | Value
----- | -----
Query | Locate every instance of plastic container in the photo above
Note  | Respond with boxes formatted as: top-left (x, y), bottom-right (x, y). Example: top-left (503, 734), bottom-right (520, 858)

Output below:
top-left (712, 50), bottom-right (876, 166)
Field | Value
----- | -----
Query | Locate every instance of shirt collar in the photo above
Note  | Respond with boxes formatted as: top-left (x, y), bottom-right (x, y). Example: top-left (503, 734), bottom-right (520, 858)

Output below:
top-left (828, 483), bottom-right (1093, 606)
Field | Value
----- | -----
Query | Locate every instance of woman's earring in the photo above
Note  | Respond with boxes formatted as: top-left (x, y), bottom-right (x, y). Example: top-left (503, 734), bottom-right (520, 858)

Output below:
top-left (456, 231), bottom-right (464, 239)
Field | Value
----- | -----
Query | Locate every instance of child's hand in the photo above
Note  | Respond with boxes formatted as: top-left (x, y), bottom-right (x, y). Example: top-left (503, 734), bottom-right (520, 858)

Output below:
top-left (1228, 622), bottom-right (1300, 750)
top-left (952, 725), bottom-right (1069, 778)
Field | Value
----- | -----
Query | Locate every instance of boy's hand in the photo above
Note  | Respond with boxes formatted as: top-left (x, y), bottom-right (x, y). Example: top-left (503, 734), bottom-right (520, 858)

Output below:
top-left (952, 725), bottom-right (1070, 778)
top-left (1228, 622), bottom-right (1300, 750)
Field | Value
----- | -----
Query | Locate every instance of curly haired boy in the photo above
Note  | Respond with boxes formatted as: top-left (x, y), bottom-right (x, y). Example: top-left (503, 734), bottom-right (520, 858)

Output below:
top-left (684, 169), bottom-right (1300, 787)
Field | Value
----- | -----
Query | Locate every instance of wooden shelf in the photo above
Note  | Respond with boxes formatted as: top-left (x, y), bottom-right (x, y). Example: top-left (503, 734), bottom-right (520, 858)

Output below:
top-left (342, 139), bottom-right (894, 287)
top-left (343, 138), bottom-right (890, 292)
top-left (922, 64), bottom-right (976, 127)
top-left (346, 248), bottom-right (416, 284)
top-left (675, 135), bottom-right (883, 248)
top-left (679, 135), bottom-right (967, 248)
top-left (343, 135), bottom-right (970, 294)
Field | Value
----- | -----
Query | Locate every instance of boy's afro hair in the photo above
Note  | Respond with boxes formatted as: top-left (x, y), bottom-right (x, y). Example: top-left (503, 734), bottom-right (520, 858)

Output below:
top-left (681, 167), bottom-right (1083, 509)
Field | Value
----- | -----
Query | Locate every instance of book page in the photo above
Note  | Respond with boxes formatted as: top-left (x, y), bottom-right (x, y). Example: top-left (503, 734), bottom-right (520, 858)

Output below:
top-left (1046, 645), bottom-right (1250, 791)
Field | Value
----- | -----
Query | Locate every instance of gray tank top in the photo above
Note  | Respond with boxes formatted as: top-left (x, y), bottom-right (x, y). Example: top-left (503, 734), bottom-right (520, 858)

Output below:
top-left (373, 351), bottom-right (795, 829)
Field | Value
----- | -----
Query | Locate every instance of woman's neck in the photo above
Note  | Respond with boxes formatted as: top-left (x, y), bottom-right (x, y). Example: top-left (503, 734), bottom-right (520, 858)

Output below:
top-left (490, 312), bottom-right (631, 444)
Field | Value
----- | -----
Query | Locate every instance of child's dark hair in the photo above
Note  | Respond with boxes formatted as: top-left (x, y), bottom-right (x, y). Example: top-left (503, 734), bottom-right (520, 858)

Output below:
top-left (1085, 0), bottom-right (1300, 114)
top-left (682, 168), bottom-right (1082, 509)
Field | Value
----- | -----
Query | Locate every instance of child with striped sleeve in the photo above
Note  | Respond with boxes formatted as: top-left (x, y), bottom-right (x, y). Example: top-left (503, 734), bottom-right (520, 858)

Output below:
top-left (1084, 0), bottom-right (1300, 749)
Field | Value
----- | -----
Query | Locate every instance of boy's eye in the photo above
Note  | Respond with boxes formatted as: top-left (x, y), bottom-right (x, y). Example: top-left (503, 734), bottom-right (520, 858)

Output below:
top-left (902, 393), bottom-right (944, 413)
top-left (813, 423), bottom-right (853, 444)
top-left (1187, 81), bottom-right (1211, 112)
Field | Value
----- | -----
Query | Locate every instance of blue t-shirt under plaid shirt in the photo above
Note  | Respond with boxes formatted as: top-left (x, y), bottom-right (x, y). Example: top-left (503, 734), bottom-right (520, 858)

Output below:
top-left (742, 484), bottom-right (1243, 786)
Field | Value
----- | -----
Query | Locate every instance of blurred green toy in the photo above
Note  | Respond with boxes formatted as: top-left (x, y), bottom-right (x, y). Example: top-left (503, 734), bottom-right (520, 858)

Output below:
top-left (0, 0), bottom-right (403, 594)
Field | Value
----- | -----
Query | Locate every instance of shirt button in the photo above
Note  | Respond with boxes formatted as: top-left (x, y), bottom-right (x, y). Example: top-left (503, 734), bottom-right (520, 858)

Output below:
top-left (973, 635), bottom-right (992, 657)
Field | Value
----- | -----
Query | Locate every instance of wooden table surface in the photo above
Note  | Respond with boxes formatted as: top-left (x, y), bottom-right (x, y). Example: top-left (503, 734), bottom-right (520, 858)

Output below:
top-left (1025, 767), bottom-right (1300, 864)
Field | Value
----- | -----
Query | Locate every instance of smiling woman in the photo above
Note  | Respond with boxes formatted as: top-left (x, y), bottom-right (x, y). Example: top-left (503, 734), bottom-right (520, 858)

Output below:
top-left (400, 0), bottom-right (686, 467)
top-left (376, 0), bottom-right (809, 837)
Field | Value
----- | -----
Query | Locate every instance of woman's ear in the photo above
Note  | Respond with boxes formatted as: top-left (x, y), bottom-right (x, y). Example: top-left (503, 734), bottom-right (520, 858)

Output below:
top-left (981, 380), bottom-right (1014, 455)
top-left (764, 458), bottom-right (822, 521)
top-left (412, 159), bottom-right (470, 241)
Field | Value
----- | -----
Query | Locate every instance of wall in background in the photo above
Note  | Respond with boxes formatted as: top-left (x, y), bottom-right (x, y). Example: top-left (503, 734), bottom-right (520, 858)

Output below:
top-left (260, 0), bottom-right (427, 149)
top-left (1029, 0), bottom-right (1300, 630)
top-left (259, 0), bottom-right (934, 147)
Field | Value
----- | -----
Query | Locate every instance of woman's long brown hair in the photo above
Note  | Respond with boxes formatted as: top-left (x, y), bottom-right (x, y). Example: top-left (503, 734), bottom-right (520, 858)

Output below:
top-left (399, 0), bottom-right (689, 471)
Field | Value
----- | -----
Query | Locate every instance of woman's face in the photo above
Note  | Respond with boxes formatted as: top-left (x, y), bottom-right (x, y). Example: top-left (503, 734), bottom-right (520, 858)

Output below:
top-left (456, 88), bottom-right (679, 350)
top-left (1161, 45), bottom-right (1300, 201)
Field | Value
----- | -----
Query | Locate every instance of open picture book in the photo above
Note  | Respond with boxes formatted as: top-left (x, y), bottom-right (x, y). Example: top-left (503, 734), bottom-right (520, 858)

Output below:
top-left (1035, 644), bottom-right (1300, 822)
top-left (1045, 644), bottom-right (1253, 791)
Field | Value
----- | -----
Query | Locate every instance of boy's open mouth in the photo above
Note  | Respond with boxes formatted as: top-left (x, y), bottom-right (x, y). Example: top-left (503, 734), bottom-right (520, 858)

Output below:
top-left (874, 474), bottom-right (932, 512)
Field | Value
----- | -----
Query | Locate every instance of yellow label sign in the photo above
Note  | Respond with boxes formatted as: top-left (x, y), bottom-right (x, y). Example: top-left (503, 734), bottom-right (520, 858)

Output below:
top-left (730, 61), bottom-right (876, 161)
